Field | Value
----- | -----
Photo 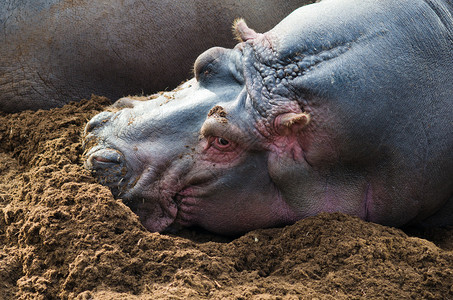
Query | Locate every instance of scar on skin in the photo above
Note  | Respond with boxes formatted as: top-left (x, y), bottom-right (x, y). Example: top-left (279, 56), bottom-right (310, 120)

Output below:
top-left (208, 106), bottom-right (228, 123)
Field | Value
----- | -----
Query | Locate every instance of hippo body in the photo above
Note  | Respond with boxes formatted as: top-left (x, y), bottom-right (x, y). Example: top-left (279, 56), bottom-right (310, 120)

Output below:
top-left (0, 0), bottom-right (308, 112)
top-left (84, 0), bottom-right (453, 235)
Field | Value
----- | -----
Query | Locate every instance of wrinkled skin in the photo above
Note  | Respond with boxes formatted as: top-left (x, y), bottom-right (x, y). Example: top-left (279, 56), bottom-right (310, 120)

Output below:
top-left (0, 0), bottom-right (309, 112)
top-left (84, 0), bottom-right (453, 235)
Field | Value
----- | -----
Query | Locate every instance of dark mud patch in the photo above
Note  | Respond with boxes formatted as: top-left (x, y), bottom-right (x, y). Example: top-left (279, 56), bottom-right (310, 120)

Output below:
top-left (1, 97), bottom-right (452, 299)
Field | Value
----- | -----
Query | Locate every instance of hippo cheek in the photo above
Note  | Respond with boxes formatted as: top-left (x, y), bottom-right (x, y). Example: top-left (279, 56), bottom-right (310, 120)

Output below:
top-left (174, 158), bottom-right (299, 235)
top-left (185, 189), bottom-right (299, 235)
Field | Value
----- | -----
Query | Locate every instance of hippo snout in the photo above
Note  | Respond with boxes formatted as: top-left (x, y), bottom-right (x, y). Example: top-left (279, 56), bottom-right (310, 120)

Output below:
top-left (84, 148), bottom-right (128, 196)
top-left (83, 109), bottom-right (130, 196)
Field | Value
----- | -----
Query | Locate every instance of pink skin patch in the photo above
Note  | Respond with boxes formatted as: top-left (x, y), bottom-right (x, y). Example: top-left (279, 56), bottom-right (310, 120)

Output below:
top-left (270, 136), bottom-right (306, 162)
top-left (94, 156), bottom-right (113, 163)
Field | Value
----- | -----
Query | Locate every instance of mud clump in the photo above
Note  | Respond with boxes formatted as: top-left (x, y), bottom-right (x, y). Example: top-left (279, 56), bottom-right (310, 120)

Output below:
top-left (0, 96), bottom-right (452, 299)
top-left (208, 105), bottom-right (228, 118)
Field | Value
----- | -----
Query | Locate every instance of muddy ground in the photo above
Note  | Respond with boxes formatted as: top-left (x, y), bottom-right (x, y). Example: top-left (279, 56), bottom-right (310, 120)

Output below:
top-left (0, 96), bottom-right (452, 299)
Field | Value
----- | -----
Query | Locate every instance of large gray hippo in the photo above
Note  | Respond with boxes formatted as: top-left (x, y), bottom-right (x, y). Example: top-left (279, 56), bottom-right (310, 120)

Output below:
top-left (84, 0), bottom-right (453, 235)
top-left (0, 0), bottom-right (309, 112)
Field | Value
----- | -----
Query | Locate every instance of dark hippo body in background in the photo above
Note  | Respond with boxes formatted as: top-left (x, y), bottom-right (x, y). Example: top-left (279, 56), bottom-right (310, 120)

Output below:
top-left (84, 0), bottom-right (453, 235)
top-left (0, 0), bottom-right (310, 112)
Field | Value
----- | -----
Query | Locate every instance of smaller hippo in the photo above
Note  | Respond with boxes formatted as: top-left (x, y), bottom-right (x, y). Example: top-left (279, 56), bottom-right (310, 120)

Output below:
top-left (84, 0), bottom-right (453, 235)
top-left (0, 0), bottom-right (309, 112)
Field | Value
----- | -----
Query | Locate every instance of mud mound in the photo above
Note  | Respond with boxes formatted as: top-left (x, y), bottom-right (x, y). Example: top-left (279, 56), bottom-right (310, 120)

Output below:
top-left (1, 97), bottom-right (452, 299)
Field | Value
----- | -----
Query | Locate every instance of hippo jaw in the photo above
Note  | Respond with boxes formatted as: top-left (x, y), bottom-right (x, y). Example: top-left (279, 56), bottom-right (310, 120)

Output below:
top-left (112, 141), bottom-right (300, 235)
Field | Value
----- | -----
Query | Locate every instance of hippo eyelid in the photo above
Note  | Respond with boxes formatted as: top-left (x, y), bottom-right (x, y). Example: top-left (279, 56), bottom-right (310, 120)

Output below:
top-left (200, 118), bottom-right (229, 138)
top-left (200, 116), bottom-right (250, 150)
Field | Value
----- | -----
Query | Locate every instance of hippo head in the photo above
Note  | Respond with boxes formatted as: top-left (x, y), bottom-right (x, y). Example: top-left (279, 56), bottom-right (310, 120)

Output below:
top-left (84, 0), bottom-right (453, 234)
top-left (84, 40), bottom-right (300, 234)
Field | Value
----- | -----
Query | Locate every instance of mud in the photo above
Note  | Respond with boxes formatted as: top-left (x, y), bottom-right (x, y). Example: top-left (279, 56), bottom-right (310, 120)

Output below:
top-left (0, 96), bottom-right (452, 299)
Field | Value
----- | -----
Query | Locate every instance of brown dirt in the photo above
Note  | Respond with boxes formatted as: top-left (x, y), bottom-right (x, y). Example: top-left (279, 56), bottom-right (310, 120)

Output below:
top-left (0, 96), bottom-right (452, 300)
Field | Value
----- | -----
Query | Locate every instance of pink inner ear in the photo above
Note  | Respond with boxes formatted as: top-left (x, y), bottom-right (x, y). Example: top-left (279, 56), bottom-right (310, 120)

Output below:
top-left (233, 19), bottom-right (259, 42)
top-left (274, 112), bottom-right (311, 136)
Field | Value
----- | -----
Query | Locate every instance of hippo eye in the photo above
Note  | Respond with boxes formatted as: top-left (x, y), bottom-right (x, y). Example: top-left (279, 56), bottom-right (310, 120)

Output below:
top-left (218, 138), bottom-right (229, 146)
top-left (211, 137), bottom-right (234, 151)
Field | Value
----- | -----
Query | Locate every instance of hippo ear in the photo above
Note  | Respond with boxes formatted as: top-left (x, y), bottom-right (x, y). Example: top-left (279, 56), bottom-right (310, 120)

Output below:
top-left (233, 18), bottom-right (259, 42)
top-left (275, 112), bottom-right (311, 136)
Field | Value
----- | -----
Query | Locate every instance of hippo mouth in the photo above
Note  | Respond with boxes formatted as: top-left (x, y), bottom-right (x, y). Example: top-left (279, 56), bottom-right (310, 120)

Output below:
top-left (125, 194), bottom-right (179, 233)
top-left (117, 166), bottom-right (217, 233)
top-left (146, 163), bottom-right (231, 231)
top-left (123, 186), bottom-right (203, 233)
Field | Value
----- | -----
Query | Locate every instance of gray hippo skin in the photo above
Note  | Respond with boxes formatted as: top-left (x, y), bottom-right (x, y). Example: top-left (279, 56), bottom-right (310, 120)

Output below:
top-left (84, 0), bottom-right (453, 235)
top-left (0, 0), bottom-right (309, 112)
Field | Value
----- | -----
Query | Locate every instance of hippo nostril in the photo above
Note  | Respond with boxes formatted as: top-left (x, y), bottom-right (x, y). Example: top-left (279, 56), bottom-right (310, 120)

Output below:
top-left (85, 111), bottom-right (114, 133)
top-left (84, 148), bottom-right (128, 197)
top-left (93, 155), bottom-right (121, 164)
top-left (91, 149), bottom-right (122, 164)
top-left (85, 148), bottom-right (124, 170)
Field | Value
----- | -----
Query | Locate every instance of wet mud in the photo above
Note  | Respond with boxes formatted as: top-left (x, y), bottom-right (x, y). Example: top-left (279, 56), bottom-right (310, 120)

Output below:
top-left (0, 97), bottom-right (452, 299)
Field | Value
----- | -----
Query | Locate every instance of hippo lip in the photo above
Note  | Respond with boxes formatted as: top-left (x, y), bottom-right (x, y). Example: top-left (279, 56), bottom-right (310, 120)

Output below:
top-left (119, 170), bottom-right (185, 232)
top-left (169, 188), bottom-right (202, 228)
top-left (172, 187), bottom-right (197, 206)
top-left (169, 177), bottom-right (219, 224)
top-left (120, 177), bottom-right (180, 232)
top-left (128, 174), bottom-right (217, 232)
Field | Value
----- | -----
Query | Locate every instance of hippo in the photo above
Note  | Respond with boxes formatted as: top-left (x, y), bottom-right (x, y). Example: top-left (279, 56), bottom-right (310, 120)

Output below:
top-left (83, 0), bottom-right (453, 235)
top-left (0, 0), bottom-right (310, 112)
